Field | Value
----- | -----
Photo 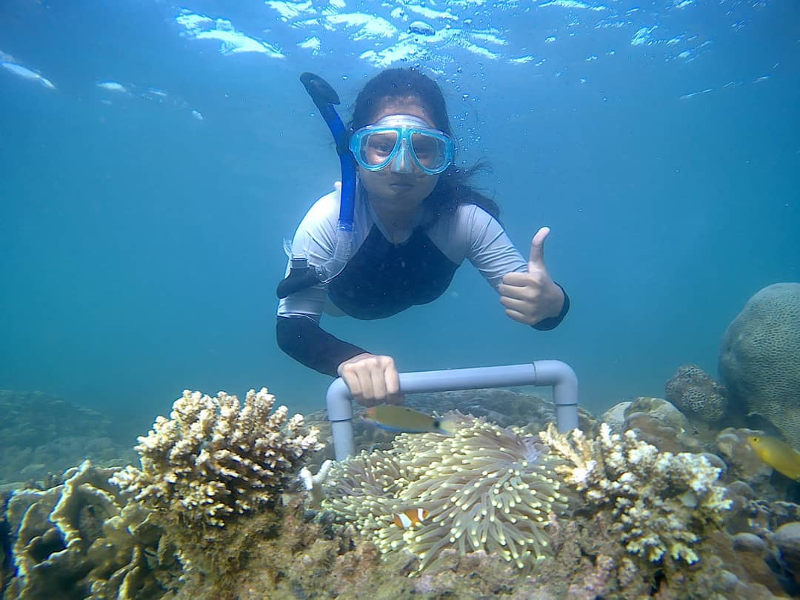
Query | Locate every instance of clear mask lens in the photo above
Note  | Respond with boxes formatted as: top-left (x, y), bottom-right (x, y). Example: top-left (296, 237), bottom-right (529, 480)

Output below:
top-left (350, 119), bottom-right (454, 175)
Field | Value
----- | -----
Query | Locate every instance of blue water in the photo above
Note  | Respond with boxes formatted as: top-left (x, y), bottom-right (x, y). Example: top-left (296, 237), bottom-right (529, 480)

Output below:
top-left (0, 0), bottom-right (798, 437)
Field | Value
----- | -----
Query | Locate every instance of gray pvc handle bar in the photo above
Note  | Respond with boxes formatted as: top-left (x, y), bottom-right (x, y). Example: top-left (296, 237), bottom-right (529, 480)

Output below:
top-left (326, 360), bottom-right (578, 460)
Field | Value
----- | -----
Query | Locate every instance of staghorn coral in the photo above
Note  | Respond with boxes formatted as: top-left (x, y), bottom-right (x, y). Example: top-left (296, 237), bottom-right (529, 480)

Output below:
top-left (324, 413), bottom-right (566, 571)
top-left (540, 423), bottom-right (731, 565)
top-left (111, 388), bottom-right (321, 527)
top-left (719, 282), bottom-right (800, 447)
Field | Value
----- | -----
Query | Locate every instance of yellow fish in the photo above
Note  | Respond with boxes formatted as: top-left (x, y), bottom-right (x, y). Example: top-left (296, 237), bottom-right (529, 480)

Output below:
top-left (363, 405), bottom-right (454, 435)
top-left (748, 435), bottom-right (800, 480)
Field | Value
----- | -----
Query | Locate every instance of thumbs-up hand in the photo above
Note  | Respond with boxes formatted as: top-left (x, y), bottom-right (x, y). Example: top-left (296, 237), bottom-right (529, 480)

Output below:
top-left (498, 227), bottom-right (565, 326)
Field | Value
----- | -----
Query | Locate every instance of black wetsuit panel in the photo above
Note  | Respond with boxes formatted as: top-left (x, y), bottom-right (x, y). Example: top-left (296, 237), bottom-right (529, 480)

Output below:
top-left (327, 226), bottom-right (459, 320)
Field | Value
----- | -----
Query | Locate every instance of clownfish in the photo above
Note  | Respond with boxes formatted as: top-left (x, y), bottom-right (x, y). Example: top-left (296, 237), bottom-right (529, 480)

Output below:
top-left (393, 508), bottom-right (429, 529)
top-left (748, 435), bottom-right (800, 480)
top-left (363, 405), bottom-right (455, 435)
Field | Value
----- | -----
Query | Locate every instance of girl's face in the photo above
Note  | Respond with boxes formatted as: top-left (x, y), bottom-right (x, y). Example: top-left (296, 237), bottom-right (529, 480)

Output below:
top-left (357, 97), bottom-right (440, 210)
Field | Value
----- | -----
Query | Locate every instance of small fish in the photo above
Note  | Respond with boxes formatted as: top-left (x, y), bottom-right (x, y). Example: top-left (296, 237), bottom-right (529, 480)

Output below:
top-left (363, 405), bottom-right (454, 435)
top-left (393, 508), bottom-right (428, 529)
top-left (748, 435), bottom-right (800, 480)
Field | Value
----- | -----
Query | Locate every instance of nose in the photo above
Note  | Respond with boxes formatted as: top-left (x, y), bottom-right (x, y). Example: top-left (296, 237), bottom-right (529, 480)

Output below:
top-left (389, 140), bottom-right (414, 174)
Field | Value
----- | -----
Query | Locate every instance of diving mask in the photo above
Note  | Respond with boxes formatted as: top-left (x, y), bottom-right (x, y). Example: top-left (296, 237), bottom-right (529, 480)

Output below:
top-left (349, 114), bottom-right (454, 175)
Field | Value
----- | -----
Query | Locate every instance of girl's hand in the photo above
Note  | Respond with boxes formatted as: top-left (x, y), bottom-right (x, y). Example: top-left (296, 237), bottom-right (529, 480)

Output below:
top-left (498, 227), bottom-right (565, 325)
top-left (337, 353), bottom-right (403, 407)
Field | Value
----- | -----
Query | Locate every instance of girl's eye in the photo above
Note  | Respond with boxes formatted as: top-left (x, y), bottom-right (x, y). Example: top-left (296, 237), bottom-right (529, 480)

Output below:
top-left (372, 142), bottom-right (394, 155)
top-left (366, 133), bottom-right (397, 156)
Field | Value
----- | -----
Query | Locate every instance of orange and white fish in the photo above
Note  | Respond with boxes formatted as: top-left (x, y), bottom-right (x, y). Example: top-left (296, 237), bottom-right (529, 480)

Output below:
top-left (393, 508), bottom-right (429, 529)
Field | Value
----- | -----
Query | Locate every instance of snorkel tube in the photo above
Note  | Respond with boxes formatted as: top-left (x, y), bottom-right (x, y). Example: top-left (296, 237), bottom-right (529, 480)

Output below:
top-left (276, 73), bottom-right (356, 299)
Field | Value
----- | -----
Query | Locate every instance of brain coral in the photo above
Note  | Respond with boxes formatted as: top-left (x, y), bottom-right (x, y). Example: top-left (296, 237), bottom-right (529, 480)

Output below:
top-left (324, 413), bottom-right (566, 571)
top-left (665, 365), bottom-right (727, 423)
top-left (719, 283), bottom-right (800, 447)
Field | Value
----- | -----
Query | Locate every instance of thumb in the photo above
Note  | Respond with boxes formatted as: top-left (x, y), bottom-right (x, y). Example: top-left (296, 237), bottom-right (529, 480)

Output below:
top-left (528, 227), bottom-right (550, 271)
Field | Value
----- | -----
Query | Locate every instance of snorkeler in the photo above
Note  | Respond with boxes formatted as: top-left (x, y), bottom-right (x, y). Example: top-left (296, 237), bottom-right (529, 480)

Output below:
top-left (276, 68), bottom-right (569, 407)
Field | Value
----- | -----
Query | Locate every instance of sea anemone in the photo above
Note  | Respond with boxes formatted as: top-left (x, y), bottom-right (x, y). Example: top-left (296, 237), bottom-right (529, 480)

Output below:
top-left (324, 413), bottom-right (566, 570)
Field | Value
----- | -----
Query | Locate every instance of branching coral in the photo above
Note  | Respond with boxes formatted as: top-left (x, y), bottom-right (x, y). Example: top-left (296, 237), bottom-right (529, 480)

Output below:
top-left (324, 414), bottom-right (566, 571)
top-left (111, 388), bottom-right (321, 527)
top-left (540, 423), bottom-right (731, 564)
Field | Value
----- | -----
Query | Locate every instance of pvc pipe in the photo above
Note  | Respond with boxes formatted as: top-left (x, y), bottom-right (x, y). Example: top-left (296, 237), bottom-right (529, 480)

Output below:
top-left (326, 360), bottom-right (579, 460)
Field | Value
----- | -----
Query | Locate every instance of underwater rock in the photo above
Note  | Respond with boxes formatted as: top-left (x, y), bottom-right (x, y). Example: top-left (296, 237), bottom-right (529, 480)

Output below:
top-left (533, 513), bottom-right (653, 598)
top-left (622, 397), bottom-right (702, 453)
top-left (719, 282), bottom-right (800, 448)
top-left (715, 427), bottom-right (773, 486)
top-left (600, 401), bottom-right (630, 433)
top-left (665, 364), bottom-right (728, 423)
top-left (732, 532), bottom-right (767, 554)
top-left (688, 530), bottom-right (788, 598)
top-left (625, 396), bottom-right (687, 430)
top-left (775, 521), bottom-right (800, 575)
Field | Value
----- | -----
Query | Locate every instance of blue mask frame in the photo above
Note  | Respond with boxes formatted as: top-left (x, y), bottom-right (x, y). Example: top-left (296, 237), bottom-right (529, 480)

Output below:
top-left (349, 115), bottom-right (454, 175)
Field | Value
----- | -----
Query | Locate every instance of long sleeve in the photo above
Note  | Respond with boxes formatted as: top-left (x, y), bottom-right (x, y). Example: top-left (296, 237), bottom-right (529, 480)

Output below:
top-left (276, 315), bottom-right (366, 376)
top-left (430, 204), bottom-right (570, 329)
top-left (276, 190), bottom-right (369, 375)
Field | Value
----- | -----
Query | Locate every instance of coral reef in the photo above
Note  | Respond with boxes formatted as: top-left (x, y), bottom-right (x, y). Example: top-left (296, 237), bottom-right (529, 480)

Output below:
top-left (666, 364), bottom-right (728, 423)
top-left (111, 388), bottom-right (321, 527)
top-left (3, 460), bottom-right (175, 599)
top-left (107, 387), bottom-right (322, 594)
top-left (719, 282), bottom-right (800, 447)
top-left (324, 413), bottom-right (566, 571)
top-left (540, 423), bottom-right (731, 564)
top-left (170, 497), bottom-right (558, 600)
top-left (6, 384), bottom-right (800, 598)
top-left (0, 390), bottom-right (135, 486)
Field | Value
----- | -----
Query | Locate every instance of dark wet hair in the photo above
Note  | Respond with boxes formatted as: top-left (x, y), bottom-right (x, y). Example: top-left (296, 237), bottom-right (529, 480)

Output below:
top-left (350, 68), bottom-right (500, 222)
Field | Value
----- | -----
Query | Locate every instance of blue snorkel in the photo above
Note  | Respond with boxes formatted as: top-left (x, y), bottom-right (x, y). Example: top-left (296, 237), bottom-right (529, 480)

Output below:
top-left (299, 73), bottom-right (356, 230)
top-left (277, 73), bottom-right (357, 299)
